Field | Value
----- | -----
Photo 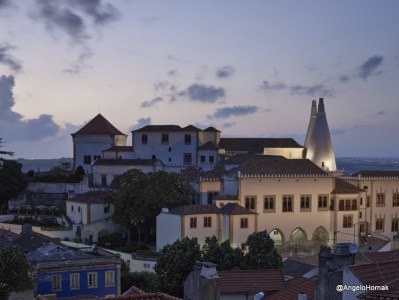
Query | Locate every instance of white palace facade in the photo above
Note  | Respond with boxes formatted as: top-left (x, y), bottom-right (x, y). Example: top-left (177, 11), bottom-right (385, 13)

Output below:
top-left (69, 98), bottom-right (399, 253)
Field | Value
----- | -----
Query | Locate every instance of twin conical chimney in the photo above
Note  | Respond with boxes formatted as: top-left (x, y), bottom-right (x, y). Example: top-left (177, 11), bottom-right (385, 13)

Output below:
top-left (305, 98), bottom-right (336, 171)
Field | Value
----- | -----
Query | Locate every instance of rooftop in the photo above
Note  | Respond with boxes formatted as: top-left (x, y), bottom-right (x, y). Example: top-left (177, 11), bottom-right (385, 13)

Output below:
top-left (351, 170), bottom-right (399, 178)
top-left (332, 179), bottom-right (365, 194)
top-left (67, 191), bottom-right (113, 204)
top-left (133, 124), bottom-right (201, 132)
top-left (103, 146), bottom-right (134, 152)
top-left (265, 277), bottom-right (317, 300)
top-left (169, 204), bottom-right (220, 216)
top-left (219, 138), bottom-right (303, 153)
top-left (93, 158), bottom-right (164, 166)
top-left (71, 114), bottom-right (126, 137)
top-left (218, 203), bottom-right (256, 215)
top-left (349, 261), bottom-right (399, 287)
top-left (197, 141), bottom-right (218, 151)
top-left (363, 250), bottom-right (399, 263)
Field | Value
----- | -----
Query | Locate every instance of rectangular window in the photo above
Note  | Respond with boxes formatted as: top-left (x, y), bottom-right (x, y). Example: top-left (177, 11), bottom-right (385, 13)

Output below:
top-left (200, 156), bottom-right (206, 163)
top-left (330, 198), bottom-right (335, 211)
top-left (88, 272), bottom-right (97, 288)
top-left (392, 218), bottom-right (399, 232)
top-left (104, 205), bottom-right (110, 213)
top-left (343, 215), bottom-right (353, 228)
top-left (70, 273), bottom-right (80, 290)
top-left (52, 274), bottom-right (62, 291)
top-left (101, 175), bottom-right (107, 186)
top-left (263, 195), bottom-right (275, 212)
top-left (190, 217), bottom-right (197, 228)
top-left (245, 196), bottom-right (256, 211)
top-left (209, 156), bottom-right (214, 163)
top-left (142, 134), bottom-right (148, 144)
top-left (376, 218), bottom-right (384, 232)
top-left (240, 218), bottom-right (248, 228)
top-left (282, 195), bottom-right (293, 212)
top-left (351, 199), bottom-right (357, 210)
top-left (105, 271), bottom-right (115, 287)
top-left (300, 195), bottom-right (311, 212)
top-left (83, 155), bottom-right (91, 164)
top-left (318, 195), bottom-right (328, 210)
top-left (161, 133), bottom-right (169, 144)
top-left (71, 205), bottom-right (74, 212)
top-left (184, 134), bottom-right (191, 145)
top-left (183, 153), bottom-right (192, 165)
top-left (393, 193), bottom-right (399, 207)
top-left (203, 216), bottom-right (212, 228)
top-left (241, 243), bottom-right (247, 250)
top-left (376, 193), bottom-right (385, 206)
top-left (359, 211), bottom-right (362, 219)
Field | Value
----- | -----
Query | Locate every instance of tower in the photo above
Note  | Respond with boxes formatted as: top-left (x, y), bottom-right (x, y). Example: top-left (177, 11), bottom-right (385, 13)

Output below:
top-left (305, 98), bottom-right (336, 171)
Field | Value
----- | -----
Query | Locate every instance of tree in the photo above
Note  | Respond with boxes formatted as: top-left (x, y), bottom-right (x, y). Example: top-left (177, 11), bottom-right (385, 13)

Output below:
top-left (0, 245), bottom-right (33, 299)
top-left (154, 238), bottom-right (200, 296)
top-left (245, 231), bottom-right (282, 269)
top-left (111, 170), bottom-right (194, 243)
top-left (0, 159), bottom-right (26, 205)
top-left (0, 137), bottom-right (13, 157)
top-left (201, 236), bottom-right (245, 270)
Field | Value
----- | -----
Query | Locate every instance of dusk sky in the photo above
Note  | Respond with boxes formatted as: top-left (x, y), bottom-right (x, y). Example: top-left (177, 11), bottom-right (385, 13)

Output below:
top-left (0, 0), bottom-right (398, 159)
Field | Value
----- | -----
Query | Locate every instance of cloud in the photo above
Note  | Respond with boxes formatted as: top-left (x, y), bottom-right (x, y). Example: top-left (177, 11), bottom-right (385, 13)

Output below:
top-left (167, 69), bottom-right (177, 76)
top-left (377, 111), bottom-right (385, 116)
top-left (0, 75), bottom-right (60, 142)
top-left (141, 97), bottom-right (164, 108)
top-left (70, 0), bottom-right (119, 25)
top-left (216, 65), bottom-right (235, 78)
top-left (260, 80), bottom-right (333, 97)
top-left (0, 0), bottom-right (10, 11)
top-left (153, 80), bottom-right (170, 91)
top-left (357, 55), bottom-right (383, 80)
top-left (128, 117), bottom-right (151, 131)
top-left (208, 105), bottom-right (258, 119)
top-left (222, 122), bottom-right (236, 128)
top-left (0, 44), bottom-right (22, 72)
top-left (330, 128), bottom-right (346, 136)
top-left (338, 74), bottom-right (350, 83)
top-left (178, 83), bottom-right (225, 103)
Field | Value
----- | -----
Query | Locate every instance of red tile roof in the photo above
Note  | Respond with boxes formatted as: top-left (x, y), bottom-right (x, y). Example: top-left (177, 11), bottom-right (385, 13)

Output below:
top-left (349, 261), bottom-right (399, 287)
top-left (332, 179), bottom-right (365, 194)
top-left (265, 277), bottom-right (317, 300)
top-left (218, 269), bottom-right (285, 294)
top-left (71, 114), bottom-right (126, 136)
top-left (197, 141), bottom-right (218, 151)
top-left (364, 250), bottom-right (399, 263)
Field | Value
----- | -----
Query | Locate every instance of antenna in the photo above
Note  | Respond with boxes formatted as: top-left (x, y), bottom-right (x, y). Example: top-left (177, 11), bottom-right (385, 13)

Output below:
top-left (99, 104), bottom-right (101, 114)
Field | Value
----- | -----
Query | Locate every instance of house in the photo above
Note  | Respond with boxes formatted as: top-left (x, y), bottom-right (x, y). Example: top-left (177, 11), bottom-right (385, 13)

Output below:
top-left (66, 191), bottom-right (118, 243)
top-left (265, 277), bottom-right (317, 300)
top-left (71, 114), bottom-right (128, 173)
top-left (156, 203), bottom-right (256, 251)
top-left (27, 242), bottom-right (122, 299)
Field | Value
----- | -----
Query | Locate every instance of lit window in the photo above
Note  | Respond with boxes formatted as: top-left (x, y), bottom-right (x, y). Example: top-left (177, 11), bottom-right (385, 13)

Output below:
top-left (70, 273), bottom-right (80, 290)
top-left (88, 272), bottom-right (97, 288)
top-left (105, 271), bottom-right (115, 287)
top-left (52, 275), bottom-right (62, 291)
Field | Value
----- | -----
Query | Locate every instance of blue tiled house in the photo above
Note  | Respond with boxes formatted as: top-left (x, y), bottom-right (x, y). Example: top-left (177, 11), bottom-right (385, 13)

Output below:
top-left (27, 243), bottom-right (121, 299)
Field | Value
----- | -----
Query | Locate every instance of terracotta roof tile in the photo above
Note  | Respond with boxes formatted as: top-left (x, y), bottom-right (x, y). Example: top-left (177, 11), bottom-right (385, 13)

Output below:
top-left (197, 141), bottom-right (218, 151)
top-left (332, 179), bottom-right (365, 194)
top-left (218, 203), bottom-right (256, 215)
top-left (218, 269), bottom-right (285, 294)
top-left (265, 277), bottom-right (317, 300)
top-left (103, 146), bottom-right (134, 152)
top-left (72, 114), bottom-right (126, 136)
top-left (364, 250), bottom-right (399, 263)
top-left (169, 204), bottom-right (220, 215)
top-left (349, 261), bottom-right (399, 287)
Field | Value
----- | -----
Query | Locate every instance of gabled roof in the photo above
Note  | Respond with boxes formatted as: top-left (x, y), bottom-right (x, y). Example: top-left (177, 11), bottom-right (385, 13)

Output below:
top-left (332, 179), bottom-right (365, 194)
top-left (133, 124), bottom-right (201, 132)
top-left (218, 269), bottom-right (285, 294)
top-left (219, 138), bottom-right (303, 153)
top-left (283, 257), bottom-right (318, 279)
top-left (351, 170), bottom-right (399, 178)
top-left (197, 141), bottom-right (218, 151)
top-left (14, 231), bottom-right (63, 253)
top-left (218, 203), bottom-right (256, 215)
top-left (71, 114), bottom-right (126, 136)
top-left (67, 191), bottom-right (112, 204)
top-left (204, 126), bottom-right (220, 132)
top-left (238, 156), bottom-right (327, 176)
top-left (265, 277), bottom-right (317, 300)
top-left (92, 158), bottom-right (164, 166)
top-left (169, 204), bottom-right (220, 216)
top-left (121, 286), bottom-right (183, 299)
top-left (349, 261), bottom-right (399, 287)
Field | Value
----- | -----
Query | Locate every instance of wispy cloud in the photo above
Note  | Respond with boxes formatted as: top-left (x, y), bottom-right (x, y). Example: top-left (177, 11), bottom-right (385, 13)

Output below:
top-left (178, 83), bottom-right (225, 103)
top-left (0, 44), bottom-right (22, 72)
top-left (357, 55), bottom-right (383, 80)
top-left (216, 65), bottom-right (235, 78)
top-left (208, 105), bottom-right (258, 119)
top-left (128, 117), bottom-right (151, 131)
top-left (141, 97), bottom-right (164, 108)
top-left (70, 0), bottom-right (119, 25)
top-left (260, 80), bottom-right (333, 97)
top-left (0, 75), bottom-right (60, 142)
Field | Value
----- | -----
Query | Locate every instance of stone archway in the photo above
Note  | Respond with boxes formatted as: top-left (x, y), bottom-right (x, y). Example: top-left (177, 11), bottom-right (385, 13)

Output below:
top-left (269, 228), bottom-right (285, 246)
top-left (312, 226), bottom-right (329, 247)
top-left (289, 227), bottom-right (308, 245)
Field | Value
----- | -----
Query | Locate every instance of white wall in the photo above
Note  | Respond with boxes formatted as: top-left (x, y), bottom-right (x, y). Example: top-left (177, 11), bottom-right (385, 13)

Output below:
top-left (183, 214), bottom-right (219, 246)
top-left (156, 212), bottom-right (181, 251)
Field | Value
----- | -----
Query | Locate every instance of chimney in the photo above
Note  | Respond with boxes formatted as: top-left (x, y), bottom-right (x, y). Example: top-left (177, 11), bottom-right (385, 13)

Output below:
top-left (184, 262), bottom-right (220, 300)
top-left (298, 292), bottom-right (307, 300)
